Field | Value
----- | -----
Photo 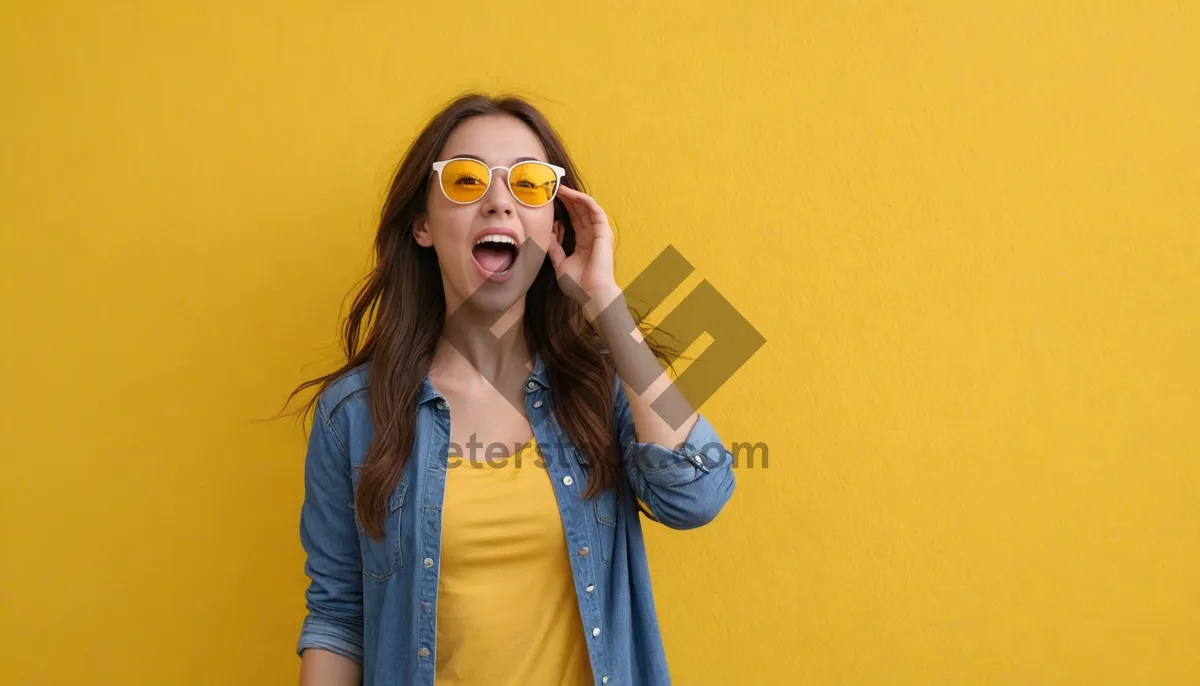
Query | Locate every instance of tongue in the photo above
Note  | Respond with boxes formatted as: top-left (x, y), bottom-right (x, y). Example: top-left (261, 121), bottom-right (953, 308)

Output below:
top-left (473, 244), bottom-right (514, 273)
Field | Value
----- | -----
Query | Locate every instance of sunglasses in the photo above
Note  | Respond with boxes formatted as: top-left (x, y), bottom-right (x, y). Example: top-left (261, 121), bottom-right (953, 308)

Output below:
top-left (431, 157), bottom-right (566, 208)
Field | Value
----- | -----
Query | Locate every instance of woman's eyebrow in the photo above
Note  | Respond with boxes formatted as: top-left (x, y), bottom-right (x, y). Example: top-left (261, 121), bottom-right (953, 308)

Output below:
top-left (446, 153), bottom-right (543, 165)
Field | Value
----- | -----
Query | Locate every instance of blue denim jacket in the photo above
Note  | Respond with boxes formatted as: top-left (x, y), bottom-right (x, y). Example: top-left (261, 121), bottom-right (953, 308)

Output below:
top-left (296, 353), bottom-right (736, 685)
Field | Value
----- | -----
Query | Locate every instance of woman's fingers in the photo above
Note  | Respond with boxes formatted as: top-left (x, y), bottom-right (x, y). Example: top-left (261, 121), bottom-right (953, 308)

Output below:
top-left (558, 186), bottom-right (609, 238)
top-left (562, 198), bottom-right (593, 251)
top-left (561, 194), bottom-right (586, 233)
top-left (577, 192), bottom-right (608, 225)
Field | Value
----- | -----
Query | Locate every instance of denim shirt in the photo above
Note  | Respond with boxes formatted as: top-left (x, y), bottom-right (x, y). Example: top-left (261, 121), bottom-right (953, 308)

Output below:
top-left (296, 353), bottom-right (736, 685)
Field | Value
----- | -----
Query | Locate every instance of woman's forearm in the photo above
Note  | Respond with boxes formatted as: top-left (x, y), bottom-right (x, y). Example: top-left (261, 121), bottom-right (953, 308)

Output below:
top-left (299, 648), bottom-right (362, 686)
top-left (585, 287), bottom-right (700, 448)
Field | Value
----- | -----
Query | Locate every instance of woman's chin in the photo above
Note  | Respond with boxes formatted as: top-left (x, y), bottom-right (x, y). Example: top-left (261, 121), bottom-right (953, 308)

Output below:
top-left (450, 277), bottom-right (528, 316)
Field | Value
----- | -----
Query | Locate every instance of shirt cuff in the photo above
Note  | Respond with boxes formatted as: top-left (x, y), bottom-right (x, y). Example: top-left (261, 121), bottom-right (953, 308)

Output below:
top-left (296, 615), bottom-right (364, 664)
top-left (626, 413), bottom-right (727, 487)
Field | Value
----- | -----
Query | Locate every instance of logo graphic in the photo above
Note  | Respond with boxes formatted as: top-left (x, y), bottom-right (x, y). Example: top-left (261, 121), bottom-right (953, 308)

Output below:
top-left (444, 241), bottom-right (765, 428)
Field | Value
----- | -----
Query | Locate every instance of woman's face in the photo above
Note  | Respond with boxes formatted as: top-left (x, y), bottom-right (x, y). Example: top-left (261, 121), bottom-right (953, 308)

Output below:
top-left (414, 114), bottom-right (562, 315)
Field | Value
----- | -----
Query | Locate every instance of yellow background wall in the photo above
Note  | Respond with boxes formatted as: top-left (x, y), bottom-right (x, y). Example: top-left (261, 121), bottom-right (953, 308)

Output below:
top-left (2, 2), bottom-right (1197, 684)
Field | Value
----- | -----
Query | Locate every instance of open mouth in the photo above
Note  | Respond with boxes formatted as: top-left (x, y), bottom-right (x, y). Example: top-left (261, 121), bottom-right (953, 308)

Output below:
top-left (472, 234), bottom-right (519, 280)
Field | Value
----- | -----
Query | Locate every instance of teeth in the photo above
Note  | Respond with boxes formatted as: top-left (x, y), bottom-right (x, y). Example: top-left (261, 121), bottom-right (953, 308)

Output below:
top-left (475, 234), bottom-right (517, 247)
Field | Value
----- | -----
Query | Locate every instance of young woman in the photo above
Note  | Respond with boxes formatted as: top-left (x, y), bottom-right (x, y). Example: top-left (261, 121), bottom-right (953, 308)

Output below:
top-left (289, 93), bottom-right (735, 686)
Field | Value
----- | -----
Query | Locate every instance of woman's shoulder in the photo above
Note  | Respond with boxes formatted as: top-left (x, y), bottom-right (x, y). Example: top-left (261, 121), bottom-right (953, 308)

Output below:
top-left (317, 360), bottom-right (372, 421)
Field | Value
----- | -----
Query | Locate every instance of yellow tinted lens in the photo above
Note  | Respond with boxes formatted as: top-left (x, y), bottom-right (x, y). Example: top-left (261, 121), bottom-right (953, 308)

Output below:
top-left (508, 162), bottom-right (558, 206)
top-left (440, 159), bottom-right (490, 203)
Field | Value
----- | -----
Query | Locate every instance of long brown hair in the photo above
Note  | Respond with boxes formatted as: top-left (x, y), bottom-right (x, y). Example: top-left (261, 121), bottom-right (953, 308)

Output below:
top-left (279, 93), bottom-right (677, 539)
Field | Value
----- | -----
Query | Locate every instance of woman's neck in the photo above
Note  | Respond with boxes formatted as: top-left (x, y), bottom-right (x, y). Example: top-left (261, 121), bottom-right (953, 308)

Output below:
top-left (431, 297), bottom-right (532, 394)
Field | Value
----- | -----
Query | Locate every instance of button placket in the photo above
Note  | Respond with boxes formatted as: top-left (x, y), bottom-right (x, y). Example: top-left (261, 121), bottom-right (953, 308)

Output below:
top-left (532, 383), bottom-right (606, 677)
top-left (411, 422), bottom-right (451, 684)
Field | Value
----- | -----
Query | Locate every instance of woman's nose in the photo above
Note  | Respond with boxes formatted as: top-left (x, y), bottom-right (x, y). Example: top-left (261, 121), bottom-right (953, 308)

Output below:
top-left (480, 170), bottom-right (514, 215)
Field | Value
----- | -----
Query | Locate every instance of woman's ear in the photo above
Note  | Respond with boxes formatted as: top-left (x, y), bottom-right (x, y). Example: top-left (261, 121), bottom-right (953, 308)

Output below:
top-left (413, 214), bottom-right (434, 247)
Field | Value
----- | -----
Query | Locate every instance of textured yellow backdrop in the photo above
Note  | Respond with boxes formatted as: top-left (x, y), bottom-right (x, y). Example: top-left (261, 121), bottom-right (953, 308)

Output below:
top-left (2, 2), bottom-right (1197, 684)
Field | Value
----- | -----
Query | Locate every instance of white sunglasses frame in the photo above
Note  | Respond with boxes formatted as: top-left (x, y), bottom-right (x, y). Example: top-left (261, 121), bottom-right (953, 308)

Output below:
top-left (430, 158), bottom-right (566, 208)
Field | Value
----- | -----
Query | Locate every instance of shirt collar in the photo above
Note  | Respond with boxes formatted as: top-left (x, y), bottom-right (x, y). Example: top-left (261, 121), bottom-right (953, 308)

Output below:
top-left (415, 351), bottom-right (549, 405)
top-left (528, 351), bottom-right (550, 389)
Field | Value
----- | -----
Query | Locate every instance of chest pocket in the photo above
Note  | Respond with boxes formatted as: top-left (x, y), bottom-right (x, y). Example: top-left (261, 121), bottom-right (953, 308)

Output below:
top-left (571, 444), bottom-right (618, 527)
top-left (578, 451), bottom-right (619, 565)
top-left (594, 488), bottom-right (617, 527)
top-left (591, 486), bottom-right (620, 566)
top-left (353, 479), bottom-right (408, 582)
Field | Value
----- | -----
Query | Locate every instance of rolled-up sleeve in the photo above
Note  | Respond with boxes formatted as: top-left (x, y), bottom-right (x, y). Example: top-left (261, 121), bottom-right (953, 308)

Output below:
top-left (296, 394), bottom-right (365, 663)
top-left (614, 376), bottom-right (736, 529)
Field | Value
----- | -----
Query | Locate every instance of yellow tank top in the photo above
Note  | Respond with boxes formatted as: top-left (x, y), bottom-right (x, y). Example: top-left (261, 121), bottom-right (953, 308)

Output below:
top-left (434, 436), bottom-right (593, 686)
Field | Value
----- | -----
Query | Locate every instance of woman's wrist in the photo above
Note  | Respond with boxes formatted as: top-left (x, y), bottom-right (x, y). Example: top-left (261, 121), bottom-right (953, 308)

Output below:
top-left (582, 285), bottom-right (625, 328)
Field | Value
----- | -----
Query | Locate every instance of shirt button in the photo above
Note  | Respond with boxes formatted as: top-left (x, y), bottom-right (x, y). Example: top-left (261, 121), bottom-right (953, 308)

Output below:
top-left (423, 557), bottom-right (433, 568)
top-left (586, 584), bottom-right (594, 593)
top-left (436, 399), bottom-right (448, 411)
top-left (578, 546), bottom-right (590, 557)
top-left (562, 475), bottom-right (573, 486)
top-left (533, 399), bottom-right (543, 408)
top-left (417, 647), bottom-right (430, 658)
top-left (525, 380), bottom-right (537, 392)
top-left (592, 627), bottom-right (601, 637)
top-left (602, 677), bottom-right (609, 684)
